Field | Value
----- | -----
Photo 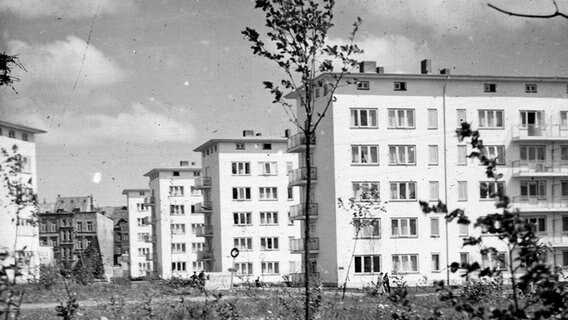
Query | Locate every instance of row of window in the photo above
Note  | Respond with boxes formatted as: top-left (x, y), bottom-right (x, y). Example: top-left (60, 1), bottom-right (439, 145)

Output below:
top-left (354, 81), bottom-right (560, 95)
top-left (352, 217), bottom-right (469, 238)
top-left (233, 211), bottom-right (288, 226)
top-left (234, 237), bottom-right (280, 251)
top-left (0, 128), bottom-right (29, 141)
top-left (202, 142), bottom-right (274, 157)
top-left (168, 186), bottom-right (202, 197)
top-left (232, 187), bottom-right (294, 201)
top-left (231, 161), bottom-right (294, 176)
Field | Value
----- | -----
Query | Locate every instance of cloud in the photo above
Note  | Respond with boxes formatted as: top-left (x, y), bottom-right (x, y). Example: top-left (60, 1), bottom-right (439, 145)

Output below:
top-left (7, 35), bottom-right (124, 90)
top-left (0, 0), bottom-right (132, 19)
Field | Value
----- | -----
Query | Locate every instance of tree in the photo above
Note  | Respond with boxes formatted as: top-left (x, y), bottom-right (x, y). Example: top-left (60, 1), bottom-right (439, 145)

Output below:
top-left (0, 53), bottom-right (25, 93)
top-left (488, 0), bottom-right (568, 20)
top-left (242, 1), bottom-right (362, 318)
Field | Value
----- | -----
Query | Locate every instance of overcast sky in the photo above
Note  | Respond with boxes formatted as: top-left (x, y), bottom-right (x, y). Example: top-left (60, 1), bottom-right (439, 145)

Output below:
top-left (1, 0), bottom-right (567, 206)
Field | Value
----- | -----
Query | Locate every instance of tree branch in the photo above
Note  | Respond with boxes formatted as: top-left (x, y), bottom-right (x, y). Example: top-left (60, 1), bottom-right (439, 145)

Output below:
top-left (488, 1), bottom-right (568, 20)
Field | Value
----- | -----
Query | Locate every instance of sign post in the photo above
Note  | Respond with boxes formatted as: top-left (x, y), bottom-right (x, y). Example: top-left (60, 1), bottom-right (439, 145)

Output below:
top-left (229, 248), bottom-right (239, 291)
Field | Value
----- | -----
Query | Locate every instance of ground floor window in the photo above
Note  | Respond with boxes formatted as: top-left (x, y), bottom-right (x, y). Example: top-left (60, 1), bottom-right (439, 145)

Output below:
top-left (261, 262), bottom-right (279, 275)
top-left (235, 262), bottom-right (253, 275)
top-left (392, 254), bottom-right (418, 273)
top-left (354, 255), bottom-right (381, 274)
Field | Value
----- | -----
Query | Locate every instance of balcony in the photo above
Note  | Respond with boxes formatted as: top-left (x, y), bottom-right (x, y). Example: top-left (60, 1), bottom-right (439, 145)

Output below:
top-left (511, 196), bottom-right (568, 211)
top-left (287, 132), bottom-right (316, 153)
top-left (144, 196), bottom-right (155, 206)
top-left (194, 177), bottom-right (212, 189)
top-left (143, 235), bottom-right (153, 243)
top-left (290, 238), bottom-right (319, 254)
top-left (146, 254), bottom-right (153, 261)
top-left (289, 167), bottom-right (317, 186)
top-left (195, 201), bottom-right (213, 213)
top-left (195, 226), bottom-right (213, 237)
top-left (511, 124), bottom-right (568, 141)
top-left (197, 250), bottom-right (214, 260)
top-left (289, 203), bottom-right (318, 221)
top-left (511, 161), bottom-right (568, 177)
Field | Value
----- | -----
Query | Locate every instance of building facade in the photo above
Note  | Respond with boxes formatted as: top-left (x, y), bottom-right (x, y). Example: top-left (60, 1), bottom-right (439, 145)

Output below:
top-left (144, 164), bottom-right (204, 279)
top-left (286, 60), bottom-right (568, 287)
top-left (0, 120), bottom-right (45, 280)
top-left (193, 132), bottom-right (301, 282)
top-left (122, 189), bottom-right (153, 278)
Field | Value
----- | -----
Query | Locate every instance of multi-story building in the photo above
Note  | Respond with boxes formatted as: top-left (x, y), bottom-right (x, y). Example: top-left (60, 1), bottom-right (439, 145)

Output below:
top-left (193, 132), bottom-right (301, 282)
top-left (38, 208), bottom-right (114, 279)
top-left (0, 120), bottom-right (46, 280)
top-left (122, 189), bottom-right (153, 278)
top-left (286, 60), bottom-right (568, 287)
top-left (113, 218), bottom-right (129, 276)
top-left (143, 163), bottom-right (204, 279)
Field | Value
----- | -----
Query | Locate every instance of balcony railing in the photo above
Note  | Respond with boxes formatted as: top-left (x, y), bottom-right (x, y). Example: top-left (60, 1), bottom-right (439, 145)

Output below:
top-left (289, 203), bottom-right (318, 220)
top-left (511, 196), bottom-right (568, 210)
top-left (289, 167), bottom-right (317, 186)
top-left (511, 160), bottom-right (568, 176)
top-left (511, 124), bottom-right (568, 140)
top-left (195, 226), bottom-right (214, 237)
top-left (290, 238), bottom-right (319, 253)
top-left (195, 201), bottom-right (212, 213)
top-left (197, 250), bottom-right (214, 260)
top-left (144, 196), bottom-right (155, 206)
top-left (287, 132), bottom-right (316, 153)
top-left (194, 177), bottom-right (212, 189)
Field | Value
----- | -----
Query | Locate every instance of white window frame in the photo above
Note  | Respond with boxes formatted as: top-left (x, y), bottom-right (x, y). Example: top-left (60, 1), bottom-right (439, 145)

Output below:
top-left (351, 145), bottom-right (379, 165)
top-left (484, 83), bottom-right (496, 93)
top-left (235, 262), bottom-right (253, 275)
top-left (457, 145), bottom-right (468, 165)
top-left (169, 186), bottom-right (185, 197)
top-left (260, 237), bottom-right (279, 250)
top-left (478, 109), bottom-right (504, 128)
top-left (481, 145), bottom-right (505, 165)
top-left (392, 254), bottom-right (418, 273)
top-left (393, 81), bottom-right (407, 91)
top-left (354, 218), bottom-right (381, 238)
top-left (232, 187), bottom-right (251, 200)
top-left (526, 216), bottom-right (546, 233)
top-left (232, 162), bottom-right (250, 175)
top-left (259, 187), bottom-right (278, 200)
top-left (525, 83), bottom-right (537, 93)
top-left (260, 211), bottom-right (279, 225)
top-left (481, 251), bottom-right (507, 270)
top-left (479, 181), bottom-right (505, 200)
top-left (234, 237), bottom-right (253, 251)
top-left (171, 243), bottom-right (186, 253)
top-left (353, 255), bottom-right (381, 274)
top-left (171, 223), bottom-right (186, 235)
top-left (430, 218), bottom-right (439, 237)
top-left (428, 109), bottom-right (438, 129)
top-left (520, 180), bottom-right (547, 199)
top-left (458, 181), bottom-right (468, 201)
top-left (261, 261), bottom-right (280, 275)
top-left (429, 181), bottom-right (439, 201)
top-left (233, 212), bottom-right (252, 226)
top-left (258, 162), bottom-right (278, 175)
top-left (391, 218), bottom-right (418, 237)
top-left (390, 181), bottom-right (417, 201)
top-left (389, 145), bottom-right (416, 165)
top-left (388, 108), bottom-right (415, 128)
top-left (457, 109), bottom-right (466, 126)
top-left (172, 261), bottom-right (187, 272)
top-left (350, 108), bottom-right (378, 128)
top-left (352, 182), bottom-right (380, 201)
top-left (429, 145), bottom-right (439, 165)
top-left (170, 204), bottom-right (185, 215)
top-left (431, 253), bottom-right (441, 272)
top-left (356, 81), bottom-right (369, 90)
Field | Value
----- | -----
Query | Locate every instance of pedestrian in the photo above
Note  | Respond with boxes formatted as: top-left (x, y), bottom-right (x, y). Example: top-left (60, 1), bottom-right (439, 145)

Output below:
top-left (376, 272), bottom-right (385, 295)
top-left (198, 270), bottom-right (206, 287)
top-left (190, 272), bottom-right (198, 286)
top-left (383, 272), bottom-right (391, 294)
top-left (255, 277), bottom-right (261, 288)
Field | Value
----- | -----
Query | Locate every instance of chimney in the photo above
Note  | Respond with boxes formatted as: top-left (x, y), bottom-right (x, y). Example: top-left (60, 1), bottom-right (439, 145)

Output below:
top-left (421, 59), bottom-right (432, 74)
top-left (440, 68), bottom-right (451, 75)
top-left (359, 61), bottom-right (377, 73)
top-left (376, 66), bottom-right (384, 74)
top-left (243, 130), bottom-right (254, 137)
top-left (180, 161), bottom-right (189, 167)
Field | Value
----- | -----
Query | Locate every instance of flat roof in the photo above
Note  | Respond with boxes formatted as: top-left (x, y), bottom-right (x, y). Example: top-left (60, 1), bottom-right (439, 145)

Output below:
top-left (0, 120), bottom-right (46, 134)
top-left (193, 137), bottom-right (287, 152)
top-left (143, 167), bottom-right (201, 177)
top-left (121, 189), bottom-right (150, 195)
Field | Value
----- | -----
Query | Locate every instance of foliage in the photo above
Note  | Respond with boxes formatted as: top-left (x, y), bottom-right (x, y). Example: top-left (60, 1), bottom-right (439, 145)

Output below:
top-left (71, 246), bottom-right (105, 285)
top-left (38, 264), bottom-right (62, 290)
top-left (0, 53), bottom-right (25, 92)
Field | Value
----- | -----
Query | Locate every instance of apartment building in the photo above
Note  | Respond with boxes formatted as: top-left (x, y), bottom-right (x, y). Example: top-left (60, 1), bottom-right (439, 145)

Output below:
top-left (193, 132), bottom-right (301, 282)
top-left (0, 120), bottom-right (46, 280)
top-left (38, 209), bottom-right (114, 279)
top-left (143, 163), bottom-right (204, 279)
top-left (286, 60), bottom-right (568, 287)
top-left (122, 189), bottom-right (153, 278)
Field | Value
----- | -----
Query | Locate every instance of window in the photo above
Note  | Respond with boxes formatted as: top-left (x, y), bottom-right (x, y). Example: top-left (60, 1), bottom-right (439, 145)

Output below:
top-left (562, 181), bottom-right (568, 198)
top-left (232, 187), bottom-right (251, 200)
top-left (561, 111), bottom-right (568, 129)
top-left (520, 181), bottom-right (546, 198)
top-left (233, 212), bottom-right (251, 225)
top-left (526, 216), bottom-right (546, 233)
top-left (525, 83), bottom-right (537, 93)
top-left (520, 145), bottom-right (546, 162)
top-left (171, 243), bottom-right (186, 253)
top-left (352, 182), bottom-right (380, 201)
top-left (390, 182), bottom-right (416, 200)
top-left (236, 143), bottom-right (245, 150)
top-left (428, 109), bottom-right (438, 129)
top-left (356, 81), bottom-right (369, 90)
top-left (137, 218), bottom-right (146, 226)
top-left (350, 108), bottom-right (378, 128)
top-left (460, 252), bottom-right (470, 266)
top-left (429, 181), bottom-right (439, 201)
top-left (138, 233), bottom-right (150, 242)
top-left (259, 162), bottom-right (277, 175)
top-left (191, 223), bottom-right (203, 235)
top-left (234, 237), bottom-right (252, 251)
top-left (563, 216), bottom-right (568, 232)
top-left (261, 262), bottom-right (279, 274)
top-left (76, 221), bottom-right (82, 231)
top-left (287, 187), bottom-right (293, 200)
top-left (391, 218), bottom-right (418, 237)
top-left (40, 237), bottom-right (48, 246)
top-left (480, 181), bottom-right (505, 199)
top-left (192, 261), bottom-right (204, 271)
top-left (459, 224), bottom-right (468, 237)
top-left (169, 186), bottom-right (184, 197)
top-left (351, 145), bottom-right (379, 164)
top-left (430, 218), bottom-right (439, 237)
top-left (394, 81), bottom-right (407, 91)
top-left (481, 145), bottom-right (505, 165)
top-left (354, 255), bottom-right (381, 273)
top-left (40, 222), bottom-right (46, 232)
top-left (457, 109), bottom-right (466, 126)
top-left (457, 145), bottom-right (467, 165)
top-left (389, 145), bottom-right (416, 165)
top-left (232, 162), bottom-right (250, 175)
top-left (170, 205), bottom-right (185, 215)
top-left (22, 133), bottom-right (28, 141)
top-left (260, 211), bottom-right (278, 225)
top-left (192, 242), bottom-right (204, 253)
top-left (260, 237), bottom-right (279, 250)
top-left (172, 261), bottom-right (187, 272)
top-left (171, 223), bottom-right (186, 235)
top-left (137, 203), bottom-right (148, 211)
top-left (481, 251), bottom-right (506, 270)
top-left (286, 162), bottom-right (293, 175)
top-left (432, 254), bottom-right (441, 272)
top-left (259, 187), bottom-right (278, 200)
top-left (561, 146), bottom-right (568, 161)
top-left (478, 110), bottom-right (504, 128)
top-left (392, 254), bottom-right (418, 273)
top-left (429, 145), bottom-right (439, 165)
top-left (262, 143), bottom-right (272, 150)
top-left (354, 219), bottom-right (380, 238)
top-left (235, 262), bottom-right (253, 275)
top-left (388, 109), bottom-right (415, 128)
top-left (458, 181), bottom-right (468, 201)
top-left (173, 171), bottom-right (180, 177)
top-left (8, 130), bottom-right (15, 138)
top-left (484, 83), bottom-right (496, 92)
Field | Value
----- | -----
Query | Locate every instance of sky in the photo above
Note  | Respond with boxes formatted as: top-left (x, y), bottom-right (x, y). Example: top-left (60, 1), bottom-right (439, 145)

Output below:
top-left (0, 0), bottom-right (567, 206)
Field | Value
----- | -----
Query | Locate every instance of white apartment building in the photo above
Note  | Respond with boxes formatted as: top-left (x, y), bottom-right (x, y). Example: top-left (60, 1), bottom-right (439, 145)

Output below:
top-left (286, 60), bottom-right (568, 287)
top-left (193, 132), bottom-right (301, 282)
top-left (144, 163), bottom-right (204, 279)
top-left (0, 120), bottom-right (45, 280)
top-left (122, 189), bottom-right (153, 278)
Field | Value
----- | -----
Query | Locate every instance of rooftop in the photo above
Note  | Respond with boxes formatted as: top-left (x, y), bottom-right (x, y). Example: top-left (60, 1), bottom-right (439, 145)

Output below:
top-left (0, 120), bottom-right (46, 134)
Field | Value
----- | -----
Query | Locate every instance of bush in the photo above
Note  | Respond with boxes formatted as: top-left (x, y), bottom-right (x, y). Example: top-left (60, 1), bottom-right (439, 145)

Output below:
top-left (38, 264), bottom-right (62, 290)
top-left (461, 278), bottom-right (503, 304)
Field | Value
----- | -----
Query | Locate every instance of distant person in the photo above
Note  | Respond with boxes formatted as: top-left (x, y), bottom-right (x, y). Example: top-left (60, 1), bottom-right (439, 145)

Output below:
top-left (383, 272), bottom-right (391, 294)
top-left (190, 272), bottom-right (198, 286)
top-left (198, 270), bottom-right (206, 287)
top-left (376, 272), bottom-right (385, 295)
top-left (255, 277), bottom-right (261, 288)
